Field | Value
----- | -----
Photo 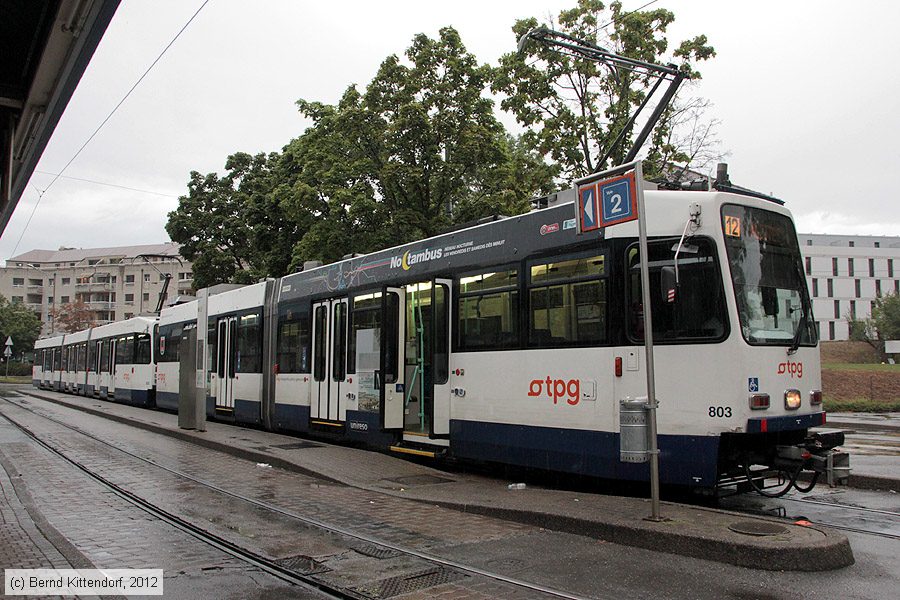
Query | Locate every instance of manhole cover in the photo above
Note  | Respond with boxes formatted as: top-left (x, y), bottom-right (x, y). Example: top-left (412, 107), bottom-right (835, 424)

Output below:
top-left (384, 474), bottom-right (454, 486)
top-left (275, 554), bottom-right (329, 575)
top-left (355, 567), bottom-right (466, 599)
top-left (728, 521), bottom-right (789, 536)
top-left (272, 441), bottom-right (321, 450)
top-left (353, 544), bottom-right (403, 560)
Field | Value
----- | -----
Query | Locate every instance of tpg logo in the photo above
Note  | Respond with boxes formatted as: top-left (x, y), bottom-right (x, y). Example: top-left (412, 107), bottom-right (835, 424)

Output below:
top-left (528, 377), bottom-right (580, 405)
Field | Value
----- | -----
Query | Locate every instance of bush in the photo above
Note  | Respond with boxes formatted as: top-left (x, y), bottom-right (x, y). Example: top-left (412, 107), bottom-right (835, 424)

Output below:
top-left (1, 362), bottom-right (35, 376)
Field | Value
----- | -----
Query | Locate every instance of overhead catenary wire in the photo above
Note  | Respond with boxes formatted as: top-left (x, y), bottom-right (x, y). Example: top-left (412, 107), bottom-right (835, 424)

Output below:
top-left (7, 0), bottom-right (211, 258)
top-left (34, 171), bottom-right (180, 198)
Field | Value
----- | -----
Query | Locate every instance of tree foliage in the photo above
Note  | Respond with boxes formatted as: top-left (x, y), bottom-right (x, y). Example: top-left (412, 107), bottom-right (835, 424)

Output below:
top-left (283, 27), bottom-right (553, 269)
top-left (871, 293), bottom-right (900, 341)
top-left (0, 296), bottom-right (42, 354)
top-left (48, 300), bottom-right (94, 335)
top-left (493, 0), bottom-right (716, 183)
top-left (166, 152), bottom-right (282, 288)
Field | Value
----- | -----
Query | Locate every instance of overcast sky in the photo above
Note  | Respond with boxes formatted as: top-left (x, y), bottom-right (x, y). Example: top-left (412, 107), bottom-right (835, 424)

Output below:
top-left (3, 0), bottom-right (899, 261)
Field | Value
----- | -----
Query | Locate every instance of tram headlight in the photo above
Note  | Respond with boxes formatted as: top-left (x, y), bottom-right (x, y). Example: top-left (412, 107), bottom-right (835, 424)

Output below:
top-left (784, 389), bottom-right (801, 410)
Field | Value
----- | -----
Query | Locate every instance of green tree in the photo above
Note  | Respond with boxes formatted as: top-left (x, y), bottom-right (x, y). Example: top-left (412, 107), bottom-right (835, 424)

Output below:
top-left (282, 27), bottom-right (554, 268)
top-left (871, 292), bottom-right (900, 341)
top-left (493, 0), bottom-right (716, 183)
top-left (166, 152), bottom-right (281, 288)
top-left (0, 296), bottom-right (43, 352)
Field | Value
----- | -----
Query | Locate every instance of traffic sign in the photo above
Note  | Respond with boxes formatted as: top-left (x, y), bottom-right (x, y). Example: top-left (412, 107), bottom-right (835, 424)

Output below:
top-left (4, 347), bottom-right (11, 358)
top-left (576, 183), bottom-right (600, 233)
top-left (598, 172), bottom-right (638, 227)
top-left (4, 336), bottom-right (12, 347)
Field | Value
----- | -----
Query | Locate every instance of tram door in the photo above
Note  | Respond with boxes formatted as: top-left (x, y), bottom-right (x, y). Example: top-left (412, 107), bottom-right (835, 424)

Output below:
top-left (381, 280), bottom-right (451, 437)
top-left (310, 298), bottom-right (349, 423)
top-left (216, 316), bottom-right (237, 411)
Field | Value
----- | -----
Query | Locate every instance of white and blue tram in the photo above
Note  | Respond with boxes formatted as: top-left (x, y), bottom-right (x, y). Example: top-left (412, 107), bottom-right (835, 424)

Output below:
top-left (34, 186), bottom-right (847, 493)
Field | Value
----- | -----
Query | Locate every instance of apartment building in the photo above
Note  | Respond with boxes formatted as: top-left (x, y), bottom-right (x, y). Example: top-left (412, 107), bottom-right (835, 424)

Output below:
top-left (0, 243), bottom-right (194, 336)
top-left (799, 234), bottom-right (900, 341)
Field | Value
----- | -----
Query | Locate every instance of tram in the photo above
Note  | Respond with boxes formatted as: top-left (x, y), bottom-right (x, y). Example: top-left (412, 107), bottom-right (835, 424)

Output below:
top-left (33, 185), bottom-right (849, 494)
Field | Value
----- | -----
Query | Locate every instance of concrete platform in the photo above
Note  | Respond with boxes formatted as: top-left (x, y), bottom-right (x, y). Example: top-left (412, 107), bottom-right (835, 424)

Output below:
top-left (15, 386), bottom-right (856, 572)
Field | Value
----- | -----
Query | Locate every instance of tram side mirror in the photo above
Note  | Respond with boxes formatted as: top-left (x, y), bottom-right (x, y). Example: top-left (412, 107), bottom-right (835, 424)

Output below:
top-left (762, 286), bottom-right (779, 316)
top-left (660, 266), bottom-right (678, 304)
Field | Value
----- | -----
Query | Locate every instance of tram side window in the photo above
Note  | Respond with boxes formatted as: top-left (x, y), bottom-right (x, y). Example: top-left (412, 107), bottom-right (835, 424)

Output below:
top-left (61, 346), bottom-right (69, 371)
top-left (88, 342), bottom-right (97, 372)
top-left (115, 335), bottom-right (135, 365)
top-left (135, 333), bottom-right (152, 364)
top-left (158, 324), bottom-right (183, 363)
top-left (348, 293), bottom-right (381, 376)
top-left (626, 237), bottom-right (728, 342)
top-left (236, 312), bottom-right (262, 373)
top-left (207, 319), bottom-right (217, 374)
top-left (457, 268), bottom-right (519, 350)
top-left (43, 350), bottom-right (50, 371)
top-left (313, 306), bottom-right (327, 382)
top-left (332, 303), bottom-right (347, 381)
top-left (529, 253), bottom-right (607, 346)
top-left (277, 310), bottom-right (310, 374)
top-left (100, 341), bottom-right (109, 372)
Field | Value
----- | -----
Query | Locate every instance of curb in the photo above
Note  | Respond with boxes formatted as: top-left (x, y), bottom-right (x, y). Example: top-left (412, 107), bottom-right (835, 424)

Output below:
top-left (15, 388), bottom-right (856, 572)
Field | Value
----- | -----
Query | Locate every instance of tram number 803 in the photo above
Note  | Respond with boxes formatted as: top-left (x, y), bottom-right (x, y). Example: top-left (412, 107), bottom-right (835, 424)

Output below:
top-left (708, 406), bottom-right (732, 418)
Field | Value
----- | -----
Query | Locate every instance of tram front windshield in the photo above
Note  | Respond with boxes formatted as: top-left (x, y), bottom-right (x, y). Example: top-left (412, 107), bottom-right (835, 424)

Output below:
top-left (722, 204), bottom-right (817, 347)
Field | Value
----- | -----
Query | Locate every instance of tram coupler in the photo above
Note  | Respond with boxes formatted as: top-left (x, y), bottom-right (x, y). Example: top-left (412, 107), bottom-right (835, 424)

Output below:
top-left (775, 430), bottom-right (850, 487)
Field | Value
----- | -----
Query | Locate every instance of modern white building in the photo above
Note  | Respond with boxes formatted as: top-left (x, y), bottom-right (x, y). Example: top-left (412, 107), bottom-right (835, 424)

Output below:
top-left (799, 234), bottom-right (900, 341)
top-left (0, 242), bottom-right (194, 336)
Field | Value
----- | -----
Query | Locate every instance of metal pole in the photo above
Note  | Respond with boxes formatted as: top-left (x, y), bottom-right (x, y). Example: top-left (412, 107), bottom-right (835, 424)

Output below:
top-left (634, 162), bottom-right (662, 521)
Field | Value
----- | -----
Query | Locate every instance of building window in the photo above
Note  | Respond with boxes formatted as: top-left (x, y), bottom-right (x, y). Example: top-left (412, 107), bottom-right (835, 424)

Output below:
top-left (832, 257), bottom-right (838, 276)
top-left (834, 300), bottom-right (840, 319)
top-left (876, 280), bottom-right (882, 296)
top-left (849, 300), bottom-right (856, 318)
top-left (827, 279), bottom-right (833, 297)
top-left (855, 279), bottom-right (861, 298)
top-left (144, 274), bottom-right (151, 282)
top-left (806, 239), bottom-right (812, 246)
top-left (875, 242), bottom-right (880, 248)
top-left (61, 296), bottom-right (69, 303)
top-left (125, 274), bottom-right (135, 284)
top-left (124, 293), bottom-right (134, 302)
top-left (895, 280), bottom-right (899, 294)
top-left (889, 259), bottom-right (894, 278)
top-left (143, 293), bottom-right (150, 302)
top-left (11, 296), bottom-right (23, 304)
top-left (828, 321), bottom-right (835, 340)
top-left (805, 256), bottom-right (811, 275)
top-left (848, 241), bottom-right (854, 247)
top-left (61, 277), bottom-right (70, 285)
top-left (812, 278), bottom-right (819, 297)
top-left (869, 258), bottom-right (875, 278)
top-left (12, 277), bottom-right (24, 286)
top-left (848, 258), bottom-right (854, 276)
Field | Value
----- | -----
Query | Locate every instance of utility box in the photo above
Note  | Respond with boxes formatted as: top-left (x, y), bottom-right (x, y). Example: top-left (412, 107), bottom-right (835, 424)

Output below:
top-left (178, 323), bottom-right (205, 430)
top-left (620, 398), bottom-right (649, 463)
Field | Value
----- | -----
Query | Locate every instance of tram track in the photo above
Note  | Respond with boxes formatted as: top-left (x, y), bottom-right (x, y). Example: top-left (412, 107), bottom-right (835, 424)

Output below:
top-left (0, 394), bottom-right (591, 600)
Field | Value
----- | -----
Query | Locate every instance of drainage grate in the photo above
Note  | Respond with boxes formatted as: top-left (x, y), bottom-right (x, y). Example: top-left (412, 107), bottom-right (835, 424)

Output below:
top-left (384, 474), bottom-right (454, 486)
top-left (352, 544), bottom-right (404, 560)
top-left (275, 554), bottom-right (329, 575)
top-left (355, 567), bottom-right (467, 598)
top-left (272, 441), bottom-right (321, 450)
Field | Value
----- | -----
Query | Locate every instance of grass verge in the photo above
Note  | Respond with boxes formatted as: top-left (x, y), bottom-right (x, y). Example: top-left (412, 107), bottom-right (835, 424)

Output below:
top-left (823, 363), bottom-right (900, 372)
top-left (825, 397), bottom-right (900, 413)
